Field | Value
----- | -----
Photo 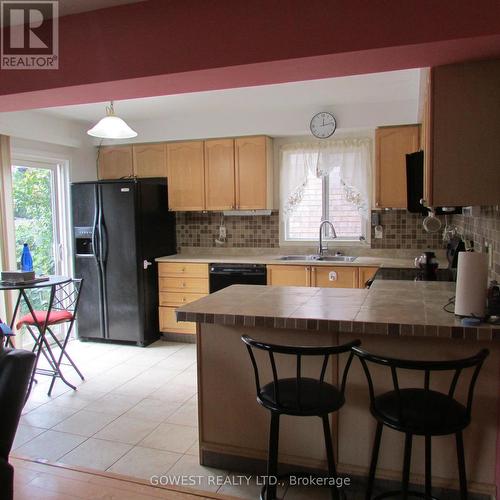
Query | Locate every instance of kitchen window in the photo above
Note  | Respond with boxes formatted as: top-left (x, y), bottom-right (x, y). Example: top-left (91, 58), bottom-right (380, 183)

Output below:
top-left (280, 138), bottom-right (372, 244)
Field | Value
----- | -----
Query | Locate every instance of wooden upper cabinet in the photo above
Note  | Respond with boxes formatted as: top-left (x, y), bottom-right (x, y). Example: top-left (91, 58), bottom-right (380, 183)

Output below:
top-left (311, 266), bottom-right (359, 289)
top-left (204, 139), bottom-right (235, 210)
top-left (98, 145), bottom-right (134, 180)
top-left (235, 136), bottom-right (272, 210)
top-left (267, 265), bottom-right (310, 287)
top-left (426, 59), bottom-right (500, 206)
top-left (99, 136), bottom-right (273, 211)
top-left (166, 141), bottom-right (205, 211)
top-left (375, 125), bottom-right (420, 209)
top-left (133, 143), bottom-right (166, 178)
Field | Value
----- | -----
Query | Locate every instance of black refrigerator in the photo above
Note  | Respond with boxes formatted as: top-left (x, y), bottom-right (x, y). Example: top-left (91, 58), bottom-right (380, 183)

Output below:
top-left (71, 178), bottom-right (176, 346)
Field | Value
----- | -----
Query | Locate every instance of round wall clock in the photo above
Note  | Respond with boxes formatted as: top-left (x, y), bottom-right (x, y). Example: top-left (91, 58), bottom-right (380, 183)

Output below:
top-left (310, 112), bottom-right (337, 139)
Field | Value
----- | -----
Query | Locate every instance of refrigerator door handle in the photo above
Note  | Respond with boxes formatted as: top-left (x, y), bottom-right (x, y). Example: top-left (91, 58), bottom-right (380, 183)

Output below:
top-left (97, 185), bottom-right (109, 338)
top-left (101, 222), bottom-right (109, 264)
top-left (92, 184), bottom-right (100, 262)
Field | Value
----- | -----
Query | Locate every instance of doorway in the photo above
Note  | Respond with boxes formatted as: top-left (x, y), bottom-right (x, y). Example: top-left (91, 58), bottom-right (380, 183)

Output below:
top-left (10, 156), bottom-right (72, 345)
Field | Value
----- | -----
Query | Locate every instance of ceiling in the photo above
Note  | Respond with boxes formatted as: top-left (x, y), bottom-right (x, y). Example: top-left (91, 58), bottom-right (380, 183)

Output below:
top-left (35, 68), bottom-right (421, 139)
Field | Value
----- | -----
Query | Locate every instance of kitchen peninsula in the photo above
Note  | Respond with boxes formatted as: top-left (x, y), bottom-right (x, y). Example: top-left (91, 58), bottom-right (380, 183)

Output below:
top-left (177, 280), bottom-right (500, 497)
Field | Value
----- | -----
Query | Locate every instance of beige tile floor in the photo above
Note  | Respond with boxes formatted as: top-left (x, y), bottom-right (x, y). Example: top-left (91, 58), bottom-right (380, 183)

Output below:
top-left (12, 340), bottom-right (299, 499)
top-left (12, 340), bottom-right (382, 499)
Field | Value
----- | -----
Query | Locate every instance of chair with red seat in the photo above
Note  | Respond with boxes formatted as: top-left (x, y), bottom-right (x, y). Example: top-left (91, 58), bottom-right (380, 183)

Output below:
top-left (16, 278), bottom-right (84, 396)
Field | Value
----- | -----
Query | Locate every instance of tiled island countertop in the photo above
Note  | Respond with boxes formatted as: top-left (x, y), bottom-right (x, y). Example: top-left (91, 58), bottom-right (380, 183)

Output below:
top-left (181, 281), bottom-right (500, 496)
top-left (176, 281), bottom-right (500, 341)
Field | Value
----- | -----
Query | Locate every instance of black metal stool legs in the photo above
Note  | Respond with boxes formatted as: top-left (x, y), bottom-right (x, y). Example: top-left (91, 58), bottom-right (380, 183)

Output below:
top-left (365, 422), bottom-right (383, 500)
top-left (456, 432), bottom-right (468, 500)
top-left (401, 433), bottom-right (413, 499)
top-left (322, 415), bottom-right (339, 500)
top-left (425, 435), bottom-right (432, 498)
top-left (266, 412), bottom-right (280, 500)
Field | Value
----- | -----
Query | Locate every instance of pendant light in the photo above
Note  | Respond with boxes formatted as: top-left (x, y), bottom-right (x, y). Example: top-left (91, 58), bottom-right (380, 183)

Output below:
top-left (87, 101), bottom-right (137, 139)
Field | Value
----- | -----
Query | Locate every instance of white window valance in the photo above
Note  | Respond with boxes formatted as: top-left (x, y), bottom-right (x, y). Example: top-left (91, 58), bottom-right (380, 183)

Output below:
top-left (280, 137), bottom-right (372, 220)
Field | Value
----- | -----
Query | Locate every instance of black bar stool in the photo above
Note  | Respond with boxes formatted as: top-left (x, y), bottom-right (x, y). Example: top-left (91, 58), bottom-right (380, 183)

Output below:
top-left (353, 346), bottom-right (489, 500)
top-left (242, 335), bottom-right (361, 500)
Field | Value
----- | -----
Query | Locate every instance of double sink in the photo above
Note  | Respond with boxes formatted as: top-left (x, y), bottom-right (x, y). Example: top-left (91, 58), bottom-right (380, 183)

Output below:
top-left (277, 255), bottom-right (357, 263)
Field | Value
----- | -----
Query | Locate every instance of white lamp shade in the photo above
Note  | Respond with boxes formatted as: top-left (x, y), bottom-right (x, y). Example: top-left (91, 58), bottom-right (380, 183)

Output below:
top-left (87, 115), bottom-right (137, 139)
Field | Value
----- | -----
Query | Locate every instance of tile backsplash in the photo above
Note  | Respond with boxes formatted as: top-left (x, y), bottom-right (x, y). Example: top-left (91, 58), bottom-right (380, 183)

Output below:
top-left (176, 209), bottom-right (447, 252)
top-left (452, 206), bottom-right (500, 281)
top-left (370, 210), bottom-right (446, 250)
top-left (176, 212), bottom-right (280, 249)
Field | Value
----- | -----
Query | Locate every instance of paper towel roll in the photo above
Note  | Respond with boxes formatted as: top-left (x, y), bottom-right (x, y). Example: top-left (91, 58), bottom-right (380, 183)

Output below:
top-left (455, 252), bottom-right (489, 317)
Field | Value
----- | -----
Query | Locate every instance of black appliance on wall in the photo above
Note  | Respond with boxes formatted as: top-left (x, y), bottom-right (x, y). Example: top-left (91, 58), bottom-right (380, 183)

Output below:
top-left (71, 178), bottom-right (176, 346)
top-left (209, 263), bottom-right (267, 293)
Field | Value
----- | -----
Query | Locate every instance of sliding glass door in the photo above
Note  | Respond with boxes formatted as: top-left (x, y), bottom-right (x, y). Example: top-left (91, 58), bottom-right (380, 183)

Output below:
top-left (10, 157), bottom-right (72, 345)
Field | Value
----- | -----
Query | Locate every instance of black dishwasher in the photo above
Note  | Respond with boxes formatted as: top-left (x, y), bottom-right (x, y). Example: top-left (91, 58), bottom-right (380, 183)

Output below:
top-left (209, 263), bottom-right (267, 293)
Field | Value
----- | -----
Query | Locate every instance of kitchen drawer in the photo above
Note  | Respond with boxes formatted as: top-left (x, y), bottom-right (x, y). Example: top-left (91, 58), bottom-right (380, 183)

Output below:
top-left (159, 277), bottom-right (209, 293)
top-left (159, 291), bottom-right (207, 307)
top-left (159, 306), bottom-right (196, 334)
top-left (158, 262), bottom-right (209, 278)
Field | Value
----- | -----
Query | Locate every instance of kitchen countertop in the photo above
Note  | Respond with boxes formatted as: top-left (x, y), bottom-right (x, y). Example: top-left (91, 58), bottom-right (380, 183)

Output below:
top-left (156, 253), bottom-right (423, 268)
top-left (176, 281), bottom-right (500, 341)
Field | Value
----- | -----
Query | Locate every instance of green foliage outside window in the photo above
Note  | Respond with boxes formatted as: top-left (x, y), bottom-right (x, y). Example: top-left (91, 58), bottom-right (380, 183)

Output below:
top-left (12, 166), bottom-right (56, 314)
top-left (12, 166), bottom-right (55, 276)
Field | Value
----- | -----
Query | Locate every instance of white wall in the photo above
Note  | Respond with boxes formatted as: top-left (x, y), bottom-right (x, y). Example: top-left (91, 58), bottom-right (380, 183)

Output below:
top-left (0, 110), bottom-right (97, 181)
top-left (96, 99), bottom-right (417, 146)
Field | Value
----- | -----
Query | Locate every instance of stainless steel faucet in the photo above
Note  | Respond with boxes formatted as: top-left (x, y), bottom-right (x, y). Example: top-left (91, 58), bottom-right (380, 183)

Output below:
top-left (318, 220), bottom-right (337, 256)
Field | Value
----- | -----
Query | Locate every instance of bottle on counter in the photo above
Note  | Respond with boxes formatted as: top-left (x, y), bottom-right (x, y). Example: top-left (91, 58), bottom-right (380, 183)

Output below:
top-left (20, 243), bottom-right (33, 272)
top-left (487, 281), bottom-right (500, 317)
top-left (414, 251), bottom-right (439, 280)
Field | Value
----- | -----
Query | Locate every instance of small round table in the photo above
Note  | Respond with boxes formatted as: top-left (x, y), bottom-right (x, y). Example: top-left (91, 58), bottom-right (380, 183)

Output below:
top-left (0, 276), bottom-right (72, 398)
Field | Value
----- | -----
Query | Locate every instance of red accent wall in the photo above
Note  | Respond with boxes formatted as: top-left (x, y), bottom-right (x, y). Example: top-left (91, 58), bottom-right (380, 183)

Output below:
top-left (1, 0), bottom-right (500, 110)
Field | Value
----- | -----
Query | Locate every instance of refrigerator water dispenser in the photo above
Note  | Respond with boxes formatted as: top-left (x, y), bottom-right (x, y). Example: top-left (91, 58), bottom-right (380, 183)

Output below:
top-left (74, 227), bottom-right (94, 255)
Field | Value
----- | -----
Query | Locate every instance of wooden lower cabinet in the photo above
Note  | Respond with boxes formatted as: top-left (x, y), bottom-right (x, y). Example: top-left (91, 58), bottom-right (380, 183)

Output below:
top-left (268, 264), bottom-right (379, 289)
top-left (160, 262), bottom-right (380, 335)
top-left (158, 262), bottom-right (209, 335)
top-left (159, 276), bottom-right (209, 293)
top-left (159, 262), bottom-right (209, 278)
top-left (311, 266), bottom-right (359, 289)
top-left (267, 265), bottom-right (310, 286)
top-left (159, 307), bottom-right (197, 334)
top-left (358, 267), bottom-right (379, 288)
